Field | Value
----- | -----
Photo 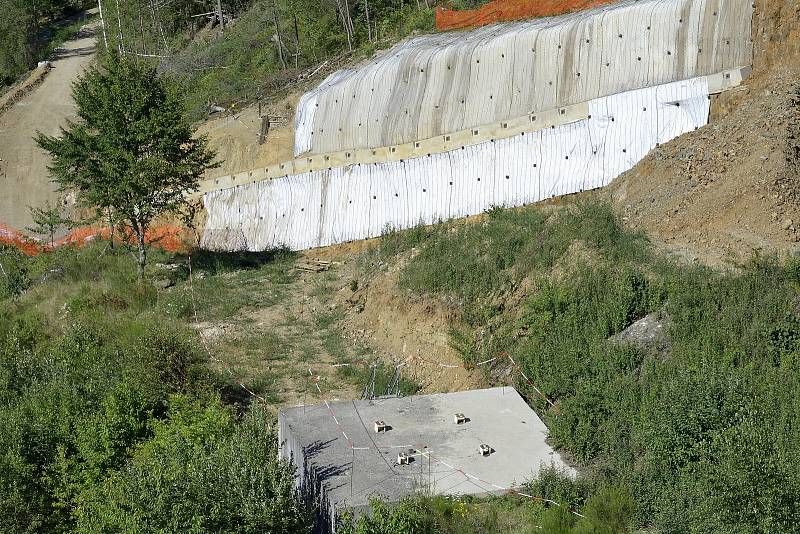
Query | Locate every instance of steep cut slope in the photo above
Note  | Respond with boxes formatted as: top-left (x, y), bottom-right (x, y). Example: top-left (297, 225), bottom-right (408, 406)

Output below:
top-left (197, 93), bottom-right (300, 179)
top-left (607, 0), bottom-right (800, 264)
top-left (200, 0), bottom-right (753, 253)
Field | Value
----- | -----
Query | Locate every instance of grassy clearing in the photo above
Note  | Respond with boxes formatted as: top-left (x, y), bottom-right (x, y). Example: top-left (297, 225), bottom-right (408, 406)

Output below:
top-left (172, 250), bottom-right (298, 320)
top-left (0, 241), bottom-right (401, 409)
top-left (361, 197), bottom-right (800, 532)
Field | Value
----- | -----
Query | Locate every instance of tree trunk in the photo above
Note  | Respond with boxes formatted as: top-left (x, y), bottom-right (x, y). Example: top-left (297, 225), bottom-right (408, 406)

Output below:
top-left (272, 0), bottom-right (286, 69)
top-left (343, 0), bottom-right (355, 49)
top-left (114, 0), bottom-right (126, 54)
top-left (97, 0), bottom-right (109, 50)
top-left (335, 0), bottom-right (353, 52)
top-left (293, 14), bottom-right (301, 68)
top-left (216, 0), bottom-right (225, 33)
top-left (364, 0), bottom-right (371, 42)
top-left (108, 209), bottom-right (115, 249)
top-left (148, 0), bottom-right (167, 50)
top-left (135, 226), bottom-right (146, 280)
top-left (138, 9), bottom-right (147, 56)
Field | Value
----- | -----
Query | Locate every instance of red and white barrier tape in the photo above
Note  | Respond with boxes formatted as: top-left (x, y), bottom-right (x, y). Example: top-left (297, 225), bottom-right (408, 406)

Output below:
top-left (501, 352), bottom-right (555, 407)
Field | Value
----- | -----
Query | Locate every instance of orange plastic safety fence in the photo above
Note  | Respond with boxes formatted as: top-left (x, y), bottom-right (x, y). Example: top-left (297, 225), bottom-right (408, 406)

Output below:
top-left (0, 224), bottom-right (42, 256)
top-left (0, 222), bottom-right (189, 256)
top-left (436, 0), bottom-right (618, 31)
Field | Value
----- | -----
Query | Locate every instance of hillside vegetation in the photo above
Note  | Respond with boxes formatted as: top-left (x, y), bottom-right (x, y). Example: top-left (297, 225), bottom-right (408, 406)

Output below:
top-left (0, 238), bottom-right (410, 532)
top-left (3, 0), bottom-right (799, 531)
top-left (94, 0), bottom-right (454, 120)
top-left (5, 198), bottom-right (798, 532)
top-left (0, 244), bottom-right (311, 532)
top-left (0, 0), bottom-right (95, 89)
top-left (354, 199), bottom-right (800, 532)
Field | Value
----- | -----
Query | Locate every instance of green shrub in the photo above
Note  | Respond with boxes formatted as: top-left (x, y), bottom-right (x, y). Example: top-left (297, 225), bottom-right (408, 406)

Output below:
top-left (77, 402), bottom-right (310, 533)
top-left (339, 497), bottom-right (433, 534)
top-left (0, 246), bottom-right (31, 299)
top-left (577, 485), bottom-right (634, 533)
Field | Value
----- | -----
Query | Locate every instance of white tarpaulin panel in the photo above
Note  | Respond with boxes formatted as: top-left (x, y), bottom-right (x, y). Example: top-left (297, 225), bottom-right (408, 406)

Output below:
top-left (203, 76), bottom-right (710, 252)
top-left (293, 0), bottom-right (751, 155)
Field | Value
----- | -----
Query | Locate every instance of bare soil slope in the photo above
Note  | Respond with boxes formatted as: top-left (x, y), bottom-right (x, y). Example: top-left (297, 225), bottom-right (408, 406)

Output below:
top-left (606, 0), bottom-right (800, 265)
top-left (195, 97), bottom-right (297, 180)
top-left (310, 243), bottom-right (485, 394)
top-left (0, 25), bottom-right (97, 233)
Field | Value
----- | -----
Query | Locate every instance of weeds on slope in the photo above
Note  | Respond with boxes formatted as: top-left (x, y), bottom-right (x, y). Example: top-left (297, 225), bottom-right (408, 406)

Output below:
top-left (370, 199), bottom-right (650, 324)
top-left (340, 466), bottom-right (633, 533)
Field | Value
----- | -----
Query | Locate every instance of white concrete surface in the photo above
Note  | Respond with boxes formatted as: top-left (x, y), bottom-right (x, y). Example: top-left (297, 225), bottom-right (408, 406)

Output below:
top-left (279, 387), bottom-right (574, 530)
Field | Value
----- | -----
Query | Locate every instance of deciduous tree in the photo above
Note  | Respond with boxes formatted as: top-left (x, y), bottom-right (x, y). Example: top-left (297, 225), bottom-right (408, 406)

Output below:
top-left (26, 198), bottom-right (70, 248)
top-left (37, 53), bottom-right (217, 278)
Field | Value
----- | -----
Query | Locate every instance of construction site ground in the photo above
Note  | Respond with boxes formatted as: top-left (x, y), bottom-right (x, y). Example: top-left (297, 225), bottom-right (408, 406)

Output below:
top-left (0, 23), bottom-right (98, 233)
top-left (194, 96), bottom-right (299, 182)
top-left (2, 0), bottom-right (799, 408)
top-left (187, 241), bottom-right (483, 413)
top-left (271, 0), bottom-right (799, 402)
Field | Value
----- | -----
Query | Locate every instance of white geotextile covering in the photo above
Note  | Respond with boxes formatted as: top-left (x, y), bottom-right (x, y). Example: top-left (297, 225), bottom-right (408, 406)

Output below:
top-left (293, 0), bottom-right (751, 156)
top-left (294, 69), bottom-right (354, 155)
top-left (203, 76), bottom-right (710, 252)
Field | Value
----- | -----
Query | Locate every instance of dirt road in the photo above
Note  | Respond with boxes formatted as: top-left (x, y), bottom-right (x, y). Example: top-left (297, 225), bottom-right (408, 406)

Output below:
top-left (0, 25), bottom-right (97, 233)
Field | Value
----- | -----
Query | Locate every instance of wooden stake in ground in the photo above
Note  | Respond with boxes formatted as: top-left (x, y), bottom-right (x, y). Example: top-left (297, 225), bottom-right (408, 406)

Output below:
top-left (216, 0), bottom-right (225, 33)
top-left (259, 116), bottom-right (270, 145)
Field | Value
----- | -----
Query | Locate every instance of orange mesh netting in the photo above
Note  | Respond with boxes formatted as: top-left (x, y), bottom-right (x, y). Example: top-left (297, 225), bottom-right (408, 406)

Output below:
top-left (436, 0), bottom-right (618, 31)
top-left (0, 223), bottom-right (189, 256)
top-left (0, 224), bottom-right (42, 256)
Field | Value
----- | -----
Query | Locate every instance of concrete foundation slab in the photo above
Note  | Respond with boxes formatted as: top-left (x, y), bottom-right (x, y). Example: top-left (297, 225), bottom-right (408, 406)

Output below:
top-left (278, 387), bottom-right (575, 531)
